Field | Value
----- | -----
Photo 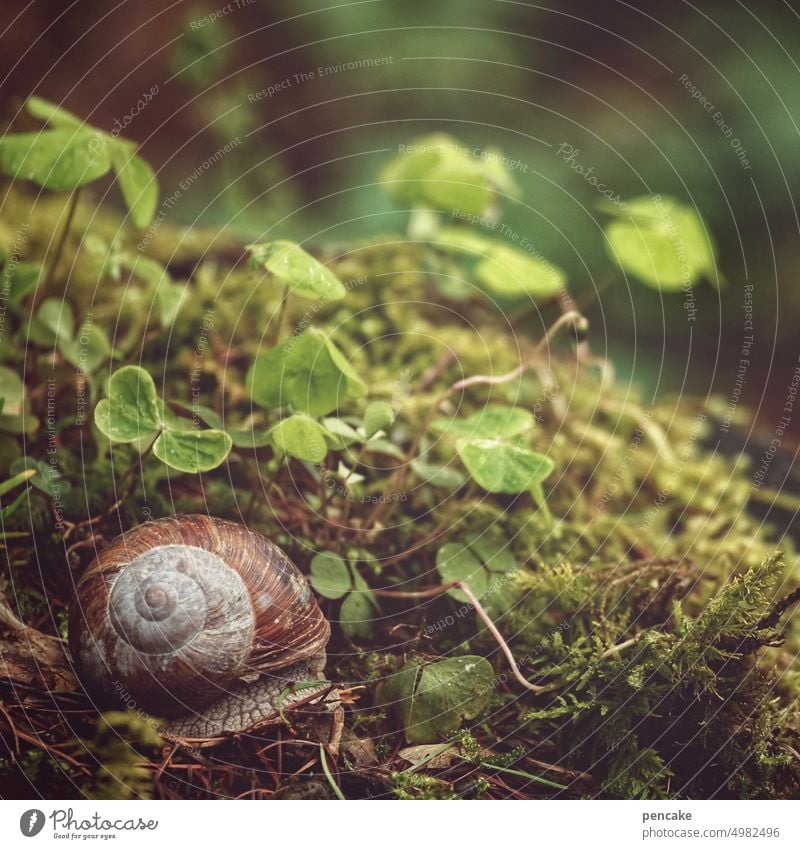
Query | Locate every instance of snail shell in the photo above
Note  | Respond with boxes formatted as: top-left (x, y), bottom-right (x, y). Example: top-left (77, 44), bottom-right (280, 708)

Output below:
top-left (69, 515), bottom-right (331, 732)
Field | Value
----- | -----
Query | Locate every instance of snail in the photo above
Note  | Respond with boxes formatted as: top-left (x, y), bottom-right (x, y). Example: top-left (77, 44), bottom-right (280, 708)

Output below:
top-left (68, 515), bottom-right (334, 738)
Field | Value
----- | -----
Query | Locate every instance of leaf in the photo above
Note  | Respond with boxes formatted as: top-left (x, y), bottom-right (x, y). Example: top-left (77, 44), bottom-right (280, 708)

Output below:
top-left (3, 261), bottom-right (42, 303)
top-left (410, 457), bottom-right (466, 491)
top-left (0, 366), bottom-right (25, 416)
top-left (456, 436), bottom-right (554, 495)
top-left (246, 346), bottom-right (288, 410)
top-left (475, 243), bottom-right (564, 299)
top-left (94, 365), bottom-right (161, 442)
top-left (310, 552), bottom-right (351, 600)
top-left (248, 240), bottom-right (346, 301)
top-left (270, 414), bottom-right (328, 463)
top-left (28, 298), bottom-right (74, 346)
top-left (379, 656), bottom-right (494, 744)
top-left (321, 417), bottom-right (363, 449)
top-left (26, 96), bottom-right (84, 129)
top-left (604, 196), bottom-right (719, 290)
top-left (0, 467), bottom-right (36, 498)
top-left (363, 401), bottom-right (394, 439)
top-left (155, 281), bottom-right (186, 327)
top-left (58, 324), bottom-right (111, 374)
top-left (436, 542), bottom-right (488, 602)
top-left (436, 535), bottom-right (520, 609)
top-left (435, 228), bottom-right (564, 299)
top-left (109, 142), bottom-right (159, 228)
top-left (0, 366), bottom-right (37, 435)
top-left (272, 329), bottom-right (364, 417)
top-left (433, 405), bottom-right (533, 440)
top-left (323, 334), bottom-right (367, 399)
top-left (0, 128), bottom-right (111, 191)
top-left (10, 456), bottom-right (70, 498)
top-left (152, 428), bottom-right (232, 473)
top-left (379, 133), bottom-right (497, 216)
top-left (340, 590), bottom-right (375, 640)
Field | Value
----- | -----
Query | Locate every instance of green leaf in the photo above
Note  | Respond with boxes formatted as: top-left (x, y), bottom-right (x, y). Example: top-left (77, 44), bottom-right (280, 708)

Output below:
top-left (436, 535), bottom-right (519, 610)
top-left (3, 261), bottom-right (42, 303)
top-left (0, 128), bottom-right (111, 191)
top-left (435, 228), bottom-right (564, 299)
top-left (59, 323), bottom-right (110, 371)
top-left (456, 436), bottom-right (554, 495)
top-left (270, 414), bottom-right (328, 463)
top-left (321, 417), bottom-right (363, 449)
top-left (379, 656), bottom-right (494, 744)
top-left (248, 240), bottom-right (346, 301)
top-left (604, 196), bottom-right (720, 290)
top-left (436, 542), bottom-right (488, 602)
top-left (26, 96), bottom-right (85, 129)
top-left (296, 330), bottom-right (365, 416)
top-left (474, 243), bottom-right (564, 299)
top-left (310, 552), bottom-right (351, 600)
top-left (363, 401), bottom-right (394, 439)
top-left (10, 456), bottom-right (70, 498)
top-left (0, 467), bottom-right (36, 498)
top-left (434, 405), bottom-right (533, 440)
top-left (323, 334), bottom-right (367, 399)
top-left (152, 428), bottom-right (232, 473)
top-left (379, 133), bottom-right (500, 216)
top-left (246, 346), bottom-right (289, 410)
top-left (155, 281), bottom-right (186, 327)
top-left (410, 457), bottom-right (466, 491)
top-left (109, 142), bottom-right (159, 228)
top-left (340, 590), bottom-right (375, 640)
top-left (94, 365), bottom-right (161, 443)
top-left (28, 298), bottom-right (74, 346)
top-left (0, 366), bottom-right (25, 416)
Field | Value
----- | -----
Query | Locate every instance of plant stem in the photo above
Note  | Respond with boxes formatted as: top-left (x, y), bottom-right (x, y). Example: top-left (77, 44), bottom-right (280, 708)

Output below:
top-left (34, 188), bottom-right (81, 313)
top-left (319, 745), bottom-right (345, 800)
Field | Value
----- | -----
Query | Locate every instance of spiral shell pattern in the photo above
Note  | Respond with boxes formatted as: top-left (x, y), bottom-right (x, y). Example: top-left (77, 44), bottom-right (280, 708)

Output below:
top-left (69, 515), bottom-right (330, 717)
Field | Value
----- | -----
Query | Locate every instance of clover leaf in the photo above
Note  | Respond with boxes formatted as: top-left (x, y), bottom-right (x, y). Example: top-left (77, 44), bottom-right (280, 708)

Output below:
top-left (248, 240), bottom-right (346, 301)
top-left (0, 127), bottom-right (111, 191)
top-left (603, 195), bottom-right (720, 290)
top-left (363, 400), bottom-right (395, 439)
top-left (0, 365), bottom-right (38, 435)
top-left (269, 414), bottom-right (328, 463)
top-left (94, 366), bottom-right (231, 473)
top-left (434, 404), bottom-right (533, 440)
top-left (309, 552), bottom-right (378, 638)
top-left (248, 328), bottom-right (365, 417)
top-left (309, 552), bottom-right (351, 599)
top-left (379, 133), bottom-right (518, 217)
top-left (435, 228), bottom-right (564, 299)
top-left (456, 436), bottom-right (554, 495)
top-left (0, 97), bottom-right (159, 227)
top-left (436, 534), bottom-right (519, 612)
top-left (378, 656), bottom-right (494, 744)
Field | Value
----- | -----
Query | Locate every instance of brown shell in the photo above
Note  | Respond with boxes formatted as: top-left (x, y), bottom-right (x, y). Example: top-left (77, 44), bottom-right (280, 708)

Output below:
top-left (68, 515), bottom-right (330, 717)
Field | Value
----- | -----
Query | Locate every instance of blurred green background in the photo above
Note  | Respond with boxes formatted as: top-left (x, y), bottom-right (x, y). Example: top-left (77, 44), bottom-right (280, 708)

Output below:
top-left (2, 0), bottom-right (799, 434)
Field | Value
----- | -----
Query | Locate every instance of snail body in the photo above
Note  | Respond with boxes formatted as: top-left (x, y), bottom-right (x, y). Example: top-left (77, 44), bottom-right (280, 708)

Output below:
top-left (69, 515), bottom-right (332, 737)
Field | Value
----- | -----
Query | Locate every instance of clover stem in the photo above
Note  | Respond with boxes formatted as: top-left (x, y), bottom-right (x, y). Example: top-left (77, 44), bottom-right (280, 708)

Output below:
top-left (34, 188), bottom-right (81, 313)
